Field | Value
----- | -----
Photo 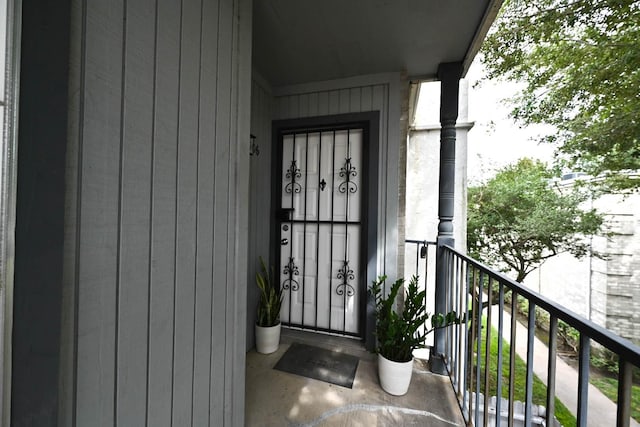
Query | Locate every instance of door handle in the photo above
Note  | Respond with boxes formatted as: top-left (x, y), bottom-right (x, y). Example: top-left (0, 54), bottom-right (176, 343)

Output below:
top-left (281, 238), bottom-right (289, 246)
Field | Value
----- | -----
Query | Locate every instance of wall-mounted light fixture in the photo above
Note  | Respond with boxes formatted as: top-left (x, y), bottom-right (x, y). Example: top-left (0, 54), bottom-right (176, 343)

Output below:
top-left (250, 134), bottom-right (259, 156)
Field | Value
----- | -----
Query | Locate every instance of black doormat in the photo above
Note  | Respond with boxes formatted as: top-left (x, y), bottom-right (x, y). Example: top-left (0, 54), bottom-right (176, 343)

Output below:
top-left (274, 343), bottom-right (360, 388)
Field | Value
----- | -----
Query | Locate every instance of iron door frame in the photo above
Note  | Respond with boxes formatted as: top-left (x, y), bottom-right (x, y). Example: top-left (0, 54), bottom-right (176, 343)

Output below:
top-left (271, 112), bottom-right (379, 348)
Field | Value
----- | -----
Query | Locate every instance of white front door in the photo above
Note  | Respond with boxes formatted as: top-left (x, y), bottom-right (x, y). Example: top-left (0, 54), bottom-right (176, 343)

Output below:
top-left (278, 127), bottom-right (363, 336)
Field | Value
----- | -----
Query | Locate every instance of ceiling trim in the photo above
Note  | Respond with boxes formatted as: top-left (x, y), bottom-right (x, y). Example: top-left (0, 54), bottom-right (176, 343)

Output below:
top-left (462, 0), bottom-right (504, 77)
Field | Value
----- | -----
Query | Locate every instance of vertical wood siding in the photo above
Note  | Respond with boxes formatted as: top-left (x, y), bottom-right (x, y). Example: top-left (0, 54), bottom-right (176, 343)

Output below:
top-left (247, 76), bottom-right (273, 349)
top-left (63, 0), bottom-right (250, 425)
top-left (271, 76), bottom-right (402, 280)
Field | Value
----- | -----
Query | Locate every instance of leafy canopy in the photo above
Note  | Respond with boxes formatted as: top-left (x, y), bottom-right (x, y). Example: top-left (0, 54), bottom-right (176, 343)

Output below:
top-left (467, 158), bottom-right (603, 282)
top-left (481, 0), bottom-right (640, 191)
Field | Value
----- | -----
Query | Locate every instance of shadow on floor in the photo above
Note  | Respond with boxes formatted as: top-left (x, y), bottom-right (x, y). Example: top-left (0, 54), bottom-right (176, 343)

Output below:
top-left (245, 329), bottom-right (465, 426)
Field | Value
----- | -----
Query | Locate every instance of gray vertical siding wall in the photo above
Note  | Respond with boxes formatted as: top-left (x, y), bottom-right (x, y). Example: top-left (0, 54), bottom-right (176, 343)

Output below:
top-left (247, 73), bottom-right (273, 349)
top-left (272, 74), bottom-right (403, 281)
top-left (58, 0), bottom-right (251, 425)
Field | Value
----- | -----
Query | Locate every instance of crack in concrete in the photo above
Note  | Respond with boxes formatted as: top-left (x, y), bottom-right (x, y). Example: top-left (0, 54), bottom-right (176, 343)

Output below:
top-left (289, 403), bottom-right (459, 426)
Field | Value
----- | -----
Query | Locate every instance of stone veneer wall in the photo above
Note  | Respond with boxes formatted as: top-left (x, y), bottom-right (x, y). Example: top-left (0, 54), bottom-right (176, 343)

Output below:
top-left (594, 192), bottom-right (640, 344)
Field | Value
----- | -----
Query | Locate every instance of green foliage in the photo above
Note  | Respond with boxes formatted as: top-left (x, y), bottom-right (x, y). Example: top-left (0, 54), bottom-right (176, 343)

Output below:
top-left (467, 158), bottom-right (603, 282)
top-left (478, 319), bottom-right (576, 426)
top-left (557, 320), bottom-right (581, 354)
top-left (370, 275), bottom-right (459, 363)
top-left (589, 349), bottom-right (640, 383)
top-left (590, 347), bottom-right (620, 374)
top-left (255, 257), bottom-right (283, 327)
top-left (481, 0), bottom-right (640, 192)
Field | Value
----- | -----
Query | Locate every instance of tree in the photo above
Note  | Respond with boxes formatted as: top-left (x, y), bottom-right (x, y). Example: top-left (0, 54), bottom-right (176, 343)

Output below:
top-left (467, 158), bottom-right (603, 282)
top-left (481, 0), bottom-right (640, 192)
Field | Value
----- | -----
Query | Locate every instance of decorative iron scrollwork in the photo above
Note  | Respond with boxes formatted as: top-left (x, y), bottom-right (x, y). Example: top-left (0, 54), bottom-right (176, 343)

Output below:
top-left (284, 159), bottom-right (302, 194)
top-left (338, 157), bottom-right (358, 194)
top-left (282, 257), bottom-right (300, 291)
top-left (336, 260), bottom-right (355, 297)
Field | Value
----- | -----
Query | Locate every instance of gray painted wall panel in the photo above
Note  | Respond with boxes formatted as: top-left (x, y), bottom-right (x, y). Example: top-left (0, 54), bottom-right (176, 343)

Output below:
top-left (60, 2), bottom-right (83, 424)
top-left (210, 0), bottom-right (234, 422)
top-left (328, 90), bottom-right (340, 115)
top-left (146, 0), bottom-right (181, 425)
top-left (63, 0), bottom-right (251, 425)
top-left (349, 88), bottom-right (361, 113)
top-left (225, 1), bottom-right (242, 420)
top-left (308, 92), bottom-right (319, 117)
top-left (288, 95), bottom-right (299, 119)
top-left (172, 0), bottom-right (202, 424)
top-left (116, 0), bottom-right (155, 425)
top-left (338, 88), bottom-right (350, 114)
top-left (298, 93), bottom-right (309, 117)
top-left (360, 86), bottom-right (372, 111)
top-left (247, 76), bottom-right (273, 349)
top-left (231, 0), bottom-right (252, 418)
top-left (192, 0), bottom-right (219, 422)
top-left (317, 91), bottom-right (329, 116)
top-left (227, 0), bottom-right (251, 419)
top-left (116, 0), bottom-right (155, 424)
top-left (371, 84), bottom-right (389, 274)
top-left (75, 1), bottom-right (124, 425)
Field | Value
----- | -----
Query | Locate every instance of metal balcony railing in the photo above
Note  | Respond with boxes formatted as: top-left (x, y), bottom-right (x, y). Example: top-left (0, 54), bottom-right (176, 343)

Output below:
top-left (405, 240), bottom-right (640, 427)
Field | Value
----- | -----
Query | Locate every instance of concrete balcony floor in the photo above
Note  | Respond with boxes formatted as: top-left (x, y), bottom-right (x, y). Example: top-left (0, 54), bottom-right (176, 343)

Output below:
top-left (245, 329), bottom-right (465, 426)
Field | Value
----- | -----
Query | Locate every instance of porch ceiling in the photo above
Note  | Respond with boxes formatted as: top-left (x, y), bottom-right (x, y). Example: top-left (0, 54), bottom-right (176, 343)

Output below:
top-left (252, 0), bottom-right (503, 87)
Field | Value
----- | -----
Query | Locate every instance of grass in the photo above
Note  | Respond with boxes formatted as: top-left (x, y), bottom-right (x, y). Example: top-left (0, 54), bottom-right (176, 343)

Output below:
top-left (590, 377), bottom-right (640, 423)
top-left (476, 319), bottom-right (576, 426)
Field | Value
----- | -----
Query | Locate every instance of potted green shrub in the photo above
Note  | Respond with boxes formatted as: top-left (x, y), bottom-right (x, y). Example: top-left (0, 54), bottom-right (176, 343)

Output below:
top-left (371, 275), bottom-right (459, 395)
top-left (255, 256), bottom-right (284, 354)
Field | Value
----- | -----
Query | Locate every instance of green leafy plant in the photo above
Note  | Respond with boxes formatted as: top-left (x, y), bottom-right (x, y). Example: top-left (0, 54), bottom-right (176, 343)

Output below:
top-left (256, 257), bottom-right (283, 327)
top-left (481, 0), bottom-right (640, 192)
top-left (467, 158), bottom-right (603, 284)
top-left (371, 275), bottom-right (459, 363)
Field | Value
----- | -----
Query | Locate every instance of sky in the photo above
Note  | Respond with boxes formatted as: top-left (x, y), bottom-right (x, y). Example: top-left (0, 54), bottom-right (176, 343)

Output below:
top-left (414, 57), bottom-right (556, 184)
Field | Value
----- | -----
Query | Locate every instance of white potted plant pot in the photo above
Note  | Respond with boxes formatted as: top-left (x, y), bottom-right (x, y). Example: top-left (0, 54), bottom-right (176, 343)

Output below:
top-left (371, 276), bottom-right (459, 396)
top-left (255, 322), bottom-right (281, 354)
top-left (378, 354), bottom-right (413, 395)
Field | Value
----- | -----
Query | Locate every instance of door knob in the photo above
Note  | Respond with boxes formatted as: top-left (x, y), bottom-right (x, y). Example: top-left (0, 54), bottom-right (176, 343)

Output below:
top-left (281, 238), bottom-right (289, 246)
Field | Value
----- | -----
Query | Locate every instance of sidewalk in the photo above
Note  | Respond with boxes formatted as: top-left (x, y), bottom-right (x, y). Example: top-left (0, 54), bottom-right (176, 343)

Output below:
top-left (491, 311), bottom-right (639, 427)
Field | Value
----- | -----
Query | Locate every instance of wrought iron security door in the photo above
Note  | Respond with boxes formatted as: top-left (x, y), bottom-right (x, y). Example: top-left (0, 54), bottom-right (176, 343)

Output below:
top-left (278, 128), bottom-right (364, 336)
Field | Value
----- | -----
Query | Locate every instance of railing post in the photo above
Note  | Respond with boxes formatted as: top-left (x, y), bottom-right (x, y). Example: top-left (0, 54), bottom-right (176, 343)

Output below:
top-left (430, 62), bottom-right (462, 374)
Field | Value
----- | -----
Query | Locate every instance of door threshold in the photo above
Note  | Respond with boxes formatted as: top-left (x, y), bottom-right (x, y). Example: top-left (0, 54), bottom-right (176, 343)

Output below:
top-left (281, 327), bottom-right (374, 361)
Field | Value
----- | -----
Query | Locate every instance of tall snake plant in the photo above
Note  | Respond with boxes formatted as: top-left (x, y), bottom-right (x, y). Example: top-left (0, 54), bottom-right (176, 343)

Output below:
top-left (256, 257), bottom-right (283, 327)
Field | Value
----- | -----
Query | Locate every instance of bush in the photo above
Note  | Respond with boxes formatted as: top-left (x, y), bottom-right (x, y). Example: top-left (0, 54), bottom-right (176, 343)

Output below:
top-left (557, 320), bottom-right (580, 354)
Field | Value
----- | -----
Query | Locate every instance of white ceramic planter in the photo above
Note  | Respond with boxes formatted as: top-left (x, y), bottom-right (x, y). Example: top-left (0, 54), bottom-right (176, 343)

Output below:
top-left (255, 323), bottom-right (281, 354)
top-left (378, 354), bottom-right (413, 396)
